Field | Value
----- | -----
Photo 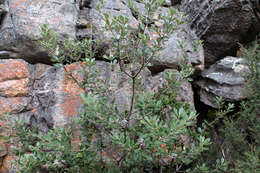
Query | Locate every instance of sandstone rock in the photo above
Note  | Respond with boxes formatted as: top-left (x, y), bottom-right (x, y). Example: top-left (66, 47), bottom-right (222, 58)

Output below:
top-left (78, 0), bottom-right (204, 72)
top-left (60, 61), bottom-right (195, 113)
top-left (0, 59), bottom-right (32, 172)
top-left (131, 1), bottom-right (205, 72)
top-left (0, 0), bottom-right (78, 64)
top-left (0, 59), bottom-right (31, 115)
top-left (0, 1), bottom-right (201, 170)
top-left (0, 60), bottom-right (194, 129)
top-left (92, 61), bottom-right (194, 110)
top-left (0, 59), bottom-right (69, 171)
top-left (0, 59), bottom-right (30, 81)
top-left (195, 56), bottom-right (248, 108)
top-left (0, 97), bottom-right (31, 115)
top-left (0, 78), bottom-right (29, 97)
top-left (150, 69), bottom-right (194, 108)
top-left (77, 0), bottom-right (139, 40)
top-left (0, 58), bottom-right (195, 171)
top-left (152, 28), bottom-right (204, 73)
top-left (181, 0), bottom-right (253, 66)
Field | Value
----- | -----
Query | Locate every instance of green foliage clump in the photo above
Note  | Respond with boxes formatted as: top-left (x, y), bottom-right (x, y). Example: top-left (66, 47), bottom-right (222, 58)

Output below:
top-left (226, 41), bottom-right (260, 172)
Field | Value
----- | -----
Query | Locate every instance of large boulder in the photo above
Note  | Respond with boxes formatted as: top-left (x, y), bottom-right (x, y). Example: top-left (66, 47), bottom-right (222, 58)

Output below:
top-left (195, 56), bottom-right (248, 108)
top-left (181, 0), bottom-right (254, 66)
top-left (0, 0), bottom-right (78, 64)
top-left (152, 28), bottom-right (204, 73)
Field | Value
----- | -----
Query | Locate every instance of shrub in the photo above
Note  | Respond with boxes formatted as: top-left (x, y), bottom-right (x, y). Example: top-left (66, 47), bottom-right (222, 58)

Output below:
top-left (10, 0), bottom-right (216, 172)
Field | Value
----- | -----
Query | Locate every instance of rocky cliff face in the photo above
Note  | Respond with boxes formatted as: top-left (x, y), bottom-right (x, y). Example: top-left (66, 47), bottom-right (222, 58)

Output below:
top-left (181, 0), bottom-right (255, 66)
top-left (0, 0), bottom-right (256, 171)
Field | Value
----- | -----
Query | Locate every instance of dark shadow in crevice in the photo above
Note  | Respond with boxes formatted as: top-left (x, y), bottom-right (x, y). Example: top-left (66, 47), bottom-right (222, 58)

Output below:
top-left (192, 83), bottom-right (212, 127)
top-left (148, 64), bottom-right (168, 76)
top-left (0, 5), bottom-right (7, 28)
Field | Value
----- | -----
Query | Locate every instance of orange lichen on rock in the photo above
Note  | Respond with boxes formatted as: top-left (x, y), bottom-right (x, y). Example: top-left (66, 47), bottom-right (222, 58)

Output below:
top-left (71, 138), bottom-right (80, 152)
top-left (63, 78), bottom-right (83, 96)
top-left (60, 96), bottom-right (82, 118)
top-left (63, 63), bottom-right (85, 95)
top-left (60, 63), bottom-right (85, 118)
top-left (0, 122), bottom-right (10, 173)
top-left (0, 78), bottom-right (29, 97)
top-left (1, 155), bottom-right (16, 173)
top-left (33, 63), bottom-right (52, 78)
top-left (64, 62), bottom-right (85, 74)
top-left (0, 97), bottom-right (29, 115)
top-left (133, 21), bottom-right (139, 28)
top-left (10, 0), bottom-right (26, 10)
top-left (0, 60), bottom-right (29, 82)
